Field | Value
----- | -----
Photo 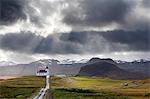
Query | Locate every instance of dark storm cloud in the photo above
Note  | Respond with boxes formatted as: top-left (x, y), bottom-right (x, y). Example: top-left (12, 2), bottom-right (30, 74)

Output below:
top-left (0, 32), bottom-right (43, 52)
top-left (0, 0), bottom-right (149, 31)
top-left (0, 0), bottom-right (26, 25)
top-left (0, 30), bottom-right (149, 54)
top-left (61, 30), bottom-right (149, 52)
top-left (0, 32), bottom-right (82, 54)
top-left (102, 30), bottom-right (149, 51)
top-left (63, 0), bottom-right (131, 27)
top-left (0, 0), bottom-right (57, 27)
top-left (142, 0), bottom-right (150, 8)
top-left (33, 35), bottom-right (82, 54)
top-left (60, 32), bottom-right (88, 44)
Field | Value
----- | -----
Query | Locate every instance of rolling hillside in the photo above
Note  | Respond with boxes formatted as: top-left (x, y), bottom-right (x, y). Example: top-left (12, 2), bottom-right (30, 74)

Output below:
top-left (78, 58), bottom-right (149, 80)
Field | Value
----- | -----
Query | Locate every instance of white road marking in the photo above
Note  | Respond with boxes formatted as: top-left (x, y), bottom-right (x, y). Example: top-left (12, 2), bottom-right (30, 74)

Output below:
top-left (33, 88), bottom-right (47, 99)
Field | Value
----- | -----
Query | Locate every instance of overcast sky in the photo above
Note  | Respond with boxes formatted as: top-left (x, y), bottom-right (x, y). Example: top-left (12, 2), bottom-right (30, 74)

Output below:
top-left (0, 0), bottom-right (149, 63)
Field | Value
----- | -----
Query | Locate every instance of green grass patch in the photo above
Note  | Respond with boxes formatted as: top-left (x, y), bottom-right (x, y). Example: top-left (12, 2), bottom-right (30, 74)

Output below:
top-left (0, 86), bottom-right (38, 99)
top-left (0, 76), bottom-right (45, 99)
top-left (52, 88), bottom-right (129, 99)
top-left (144, 92), bottom-right (150, 96)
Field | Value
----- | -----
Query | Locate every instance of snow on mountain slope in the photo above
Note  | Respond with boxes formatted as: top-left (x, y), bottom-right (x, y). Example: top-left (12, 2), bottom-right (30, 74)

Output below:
top-left (59, 59), bottom-right (88, 64)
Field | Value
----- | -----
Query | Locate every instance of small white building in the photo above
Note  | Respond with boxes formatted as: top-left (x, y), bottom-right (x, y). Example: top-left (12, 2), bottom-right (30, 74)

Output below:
top-left (36, 66), bottom-right (49, 76)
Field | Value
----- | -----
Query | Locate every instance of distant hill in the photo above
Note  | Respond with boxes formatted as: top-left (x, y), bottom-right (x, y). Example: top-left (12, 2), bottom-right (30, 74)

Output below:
top-left (78, 58), bottom-right (149, 80)
top-left (0, 61), bottom-right (16, 66)
top-left (117, 60), bottom-right (150, 76)
top-left (0, 59), bottom-right (84, 76)
top-left (88, 57), bottom-right (116, 64)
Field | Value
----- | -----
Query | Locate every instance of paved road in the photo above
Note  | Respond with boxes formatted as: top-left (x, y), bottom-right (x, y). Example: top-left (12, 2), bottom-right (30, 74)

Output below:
top-left (33, 88), bottom-right (47, 99)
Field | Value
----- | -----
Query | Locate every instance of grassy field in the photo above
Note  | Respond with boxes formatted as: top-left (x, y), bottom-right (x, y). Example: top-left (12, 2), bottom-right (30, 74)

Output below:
top-left (0, 76), bottom-right (150, 99)
top-left (51, 76), bottom-right (150, 99)
top-left (0, 76), bottom-right (45, 99)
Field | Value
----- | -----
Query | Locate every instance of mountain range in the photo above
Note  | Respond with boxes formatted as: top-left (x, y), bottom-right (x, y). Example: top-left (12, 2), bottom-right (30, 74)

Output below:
top-left (0, 58), bottom-right (149, 80)
top-left (0, 61), bottom-right (16, 66)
